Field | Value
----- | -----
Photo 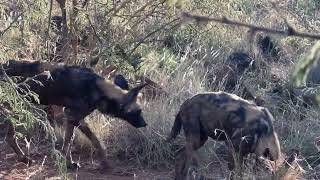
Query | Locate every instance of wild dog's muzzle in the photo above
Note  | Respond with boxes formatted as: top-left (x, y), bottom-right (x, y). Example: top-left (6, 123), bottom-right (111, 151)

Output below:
top-left (119, 111), bottom-right (147, 128)
top-left (132, 116), bottom-right (147, 128)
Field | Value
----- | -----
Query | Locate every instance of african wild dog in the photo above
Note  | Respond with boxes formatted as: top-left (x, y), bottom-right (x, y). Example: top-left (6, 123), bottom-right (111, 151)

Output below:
top-left (1, 60), bottom-right (146, 171)
top-left (216, 52), bottom-right (255, 91)
top-left (166, 92), bottom-right (281, 180)
top-left (257, 34), bottom-right (280, 61)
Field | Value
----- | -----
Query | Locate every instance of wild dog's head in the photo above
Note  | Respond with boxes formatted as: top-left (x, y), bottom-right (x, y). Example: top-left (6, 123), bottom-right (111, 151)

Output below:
top-left (254, 108), bottom-right (281, 161)
top-left (95, 78), bottom-right (147, 128)
top-left (231, 107), bottom-right (281, 161)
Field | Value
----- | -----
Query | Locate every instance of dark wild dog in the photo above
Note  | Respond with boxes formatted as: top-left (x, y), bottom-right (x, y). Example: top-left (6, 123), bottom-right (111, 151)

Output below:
top-left (1, 60), bottom-right (147, 171)
top-left (215, 52), bottom-right (255, 91)
top-left (166, 92), bottom-right (281, 180)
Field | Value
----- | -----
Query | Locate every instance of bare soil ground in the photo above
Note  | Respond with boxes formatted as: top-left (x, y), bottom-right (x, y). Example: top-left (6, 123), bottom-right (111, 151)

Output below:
top-left (0, 139), bottom-right (233, 180)
top-left (0, 140), bottom-right (175, 180)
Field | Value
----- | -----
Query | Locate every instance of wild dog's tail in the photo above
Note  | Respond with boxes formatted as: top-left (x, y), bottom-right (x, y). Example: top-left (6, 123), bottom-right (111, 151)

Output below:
top-left (0, 60), bottom-right (46, 77)
top-left (166, 112), bottom-right (182, 142)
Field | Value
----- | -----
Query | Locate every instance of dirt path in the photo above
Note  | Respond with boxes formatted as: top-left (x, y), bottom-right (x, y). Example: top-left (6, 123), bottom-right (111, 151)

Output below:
top-left (0, 140), bottom-right (174, 180)
top-left (0, 156), bottom-right (174, 180)
top-left (0, 159), bottom-right (174, 180)
top-left (0, 139), bottom-right (232, 180)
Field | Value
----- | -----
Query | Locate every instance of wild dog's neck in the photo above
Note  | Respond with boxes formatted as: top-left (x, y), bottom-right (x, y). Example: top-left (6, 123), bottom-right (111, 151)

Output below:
top-left (95, 78), bottom-right (127, 101)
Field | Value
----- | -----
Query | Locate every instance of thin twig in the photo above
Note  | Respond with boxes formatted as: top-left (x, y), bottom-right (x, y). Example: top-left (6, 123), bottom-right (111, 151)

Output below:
top-left (122, 0), bottom-right (156, 27)
top-left (81, 0), bottom-right (90, 8)
top-left (0, 13), bottom-right (22, 37)
top-left (128, 18), bottom-right (180, 56)
top-left (70, 0), bottom-right (80, 63)
top-left (106, 0), bottom-right (131, 25)
top-left (85, 15), bottom-right (103, 44)
top-left (47, 0), bottom-right (53, 37)
top-left (181, 12), bottom-right (320, 40)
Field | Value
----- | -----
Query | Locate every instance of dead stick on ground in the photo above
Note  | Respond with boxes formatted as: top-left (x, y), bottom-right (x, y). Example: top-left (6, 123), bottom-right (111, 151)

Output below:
top-left (181, 12), bottom-right (320, 40)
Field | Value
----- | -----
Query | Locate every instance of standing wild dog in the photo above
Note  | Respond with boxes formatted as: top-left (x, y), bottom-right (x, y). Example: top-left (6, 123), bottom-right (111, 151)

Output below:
top-left (166, 92), bottom-right (281, 180)
top-left (1, 60), bottom-right (147, 171)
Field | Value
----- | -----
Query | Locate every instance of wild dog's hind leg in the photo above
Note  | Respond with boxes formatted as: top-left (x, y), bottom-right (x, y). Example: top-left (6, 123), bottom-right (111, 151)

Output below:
top-left (175, 147), bottom-right (187, 180)
top-left (61, 109), bottom-right (79, 169)
top-left (61, 121), bottom-right (79, 169)
top-left (4, 120), bottom-right (32, 165)
top-left (78, 122), bottom-right (113, 172)
top-left (175, 130), bottom-right (208, 180)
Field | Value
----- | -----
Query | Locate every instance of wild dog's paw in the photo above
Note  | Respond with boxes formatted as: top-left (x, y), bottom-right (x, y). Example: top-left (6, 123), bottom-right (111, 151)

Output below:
top-left (67, 161), bottom-right (81, 170)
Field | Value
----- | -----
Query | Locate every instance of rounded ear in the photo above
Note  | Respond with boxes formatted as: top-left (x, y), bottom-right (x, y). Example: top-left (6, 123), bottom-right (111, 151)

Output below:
top-left (124, 83), bottom-right (147, 103)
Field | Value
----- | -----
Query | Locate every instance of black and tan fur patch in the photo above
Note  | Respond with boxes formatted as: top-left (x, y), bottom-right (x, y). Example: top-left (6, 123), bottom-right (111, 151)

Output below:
top-left (0, 60), bottom-right (147, 170)
top-left (167, 91), bottom-right (281, 180)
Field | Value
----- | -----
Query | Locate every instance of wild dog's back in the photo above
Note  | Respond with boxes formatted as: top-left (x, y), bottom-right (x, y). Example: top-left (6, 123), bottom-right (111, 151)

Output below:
top-left (0, 60), bottom-right (102, 107)
top-left (177, 91), bottom-right (266, 138)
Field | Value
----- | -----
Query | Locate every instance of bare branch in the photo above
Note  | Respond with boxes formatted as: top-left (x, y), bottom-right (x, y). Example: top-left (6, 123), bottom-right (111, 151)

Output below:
top-left (106, 0), bottom-right (131, 25)
top-left (47, 0), bottom-right (53, 37)
top-left (0, 13), bottom-right (22, 37)
top-left (85, 15), bottom-right (103, 44)
top-left (128, 18), bottom-right (180, 56)
top-left (56, 0), bottom-right (69, 62)
top-left (70, 0), bottom-right (80, 63)
top-left (181, 12), bottom-right (320, 40)
top-left (123, 0), bottom-right (164, 27)
top-left (81, 0), bottom-right (90, 8)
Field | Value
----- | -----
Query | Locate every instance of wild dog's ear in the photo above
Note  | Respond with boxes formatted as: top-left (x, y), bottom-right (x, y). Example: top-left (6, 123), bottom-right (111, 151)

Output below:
top-left (124, 83), bottom-right (147, 103)
top-left (114, 74), bottom-right (129, 90)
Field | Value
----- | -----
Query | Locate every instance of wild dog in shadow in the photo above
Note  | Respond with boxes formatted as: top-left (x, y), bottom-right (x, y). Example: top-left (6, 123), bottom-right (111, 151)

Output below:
top-left (166, 91), bottom-right (281, 180)
top-left (1, 60), bottom-right (146, 171)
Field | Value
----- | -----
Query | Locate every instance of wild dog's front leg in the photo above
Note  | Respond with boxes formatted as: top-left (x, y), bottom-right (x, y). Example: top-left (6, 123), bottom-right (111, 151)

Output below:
top-left (4, 120), bottom-right (32, 165)
top-left (61, 121), bottom-right (79, 169)
top-left (224, 140), bottom-right (245, 179)
top-left (78, 122), bottom-right (113, 172)
top-left (224, 141), bottom-right (239, 171)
